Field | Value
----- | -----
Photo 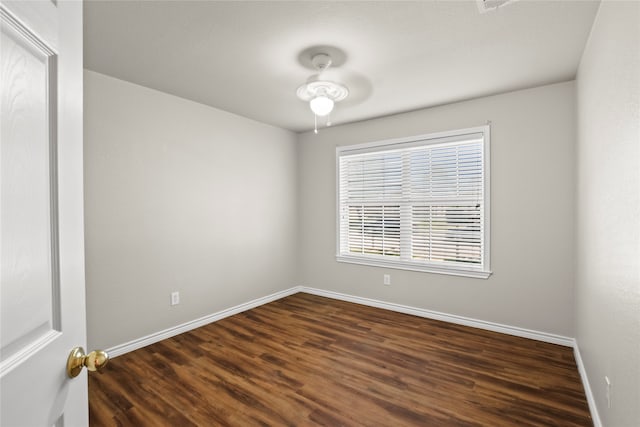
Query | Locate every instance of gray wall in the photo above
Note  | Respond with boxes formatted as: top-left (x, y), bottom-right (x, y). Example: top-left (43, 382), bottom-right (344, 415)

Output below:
top-left (298, 81), bottom-right (576, 337)
top-left (575, 1), bottom-right (640, 425)
top-left (84, 70), bottom-right (298, 350)
top-left (85, 74), bottom-right (579, 349)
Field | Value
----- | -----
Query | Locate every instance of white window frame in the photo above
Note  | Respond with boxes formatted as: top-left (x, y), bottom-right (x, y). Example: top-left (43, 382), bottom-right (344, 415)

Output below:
top-left (335, 125), bottom-right (491, 279)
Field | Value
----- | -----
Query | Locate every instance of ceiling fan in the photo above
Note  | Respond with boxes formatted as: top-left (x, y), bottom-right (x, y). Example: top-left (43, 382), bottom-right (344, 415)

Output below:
top-left (297, 53), bottom-right (349, 134)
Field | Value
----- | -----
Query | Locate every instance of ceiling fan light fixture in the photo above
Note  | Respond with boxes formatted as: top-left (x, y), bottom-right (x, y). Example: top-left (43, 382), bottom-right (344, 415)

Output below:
top-left (310, 95), bottom-right (334, 116)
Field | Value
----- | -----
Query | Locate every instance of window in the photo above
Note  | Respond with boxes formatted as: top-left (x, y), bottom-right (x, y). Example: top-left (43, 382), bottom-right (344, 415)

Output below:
top-left (336, 126), bottom-right (491, 278)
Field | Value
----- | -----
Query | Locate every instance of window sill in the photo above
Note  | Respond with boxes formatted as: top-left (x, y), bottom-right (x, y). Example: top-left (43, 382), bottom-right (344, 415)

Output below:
top-left (336, 255), bottom-right (492, 279)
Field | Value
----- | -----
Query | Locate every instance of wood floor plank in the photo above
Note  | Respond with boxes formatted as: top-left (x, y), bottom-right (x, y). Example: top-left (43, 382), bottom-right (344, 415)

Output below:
top-left (89, 293), bottom-right (591, 426)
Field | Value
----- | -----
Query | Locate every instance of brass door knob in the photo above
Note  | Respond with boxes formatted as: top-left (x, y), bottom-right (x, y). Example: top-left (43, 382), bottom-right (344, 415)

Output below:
top-left (66, 346), bottom-right (109, 378)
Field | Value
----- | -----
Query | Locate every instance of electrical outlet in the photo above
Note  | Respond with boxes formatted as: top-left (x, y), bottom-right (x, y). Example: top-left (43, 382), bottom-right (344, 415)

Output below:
top-left (383, 274), bottom-right (391, 286)
top-left (605, 376), bottom-right (612, 408)
top-left (171, 291), bottom-right (180, 306)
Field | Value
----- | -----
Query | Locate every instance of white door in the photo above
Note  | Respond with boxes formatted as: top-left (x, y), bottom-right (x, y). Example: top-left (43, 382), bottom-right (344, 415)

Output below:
top-left (1, 0), bottom-right (88, 426)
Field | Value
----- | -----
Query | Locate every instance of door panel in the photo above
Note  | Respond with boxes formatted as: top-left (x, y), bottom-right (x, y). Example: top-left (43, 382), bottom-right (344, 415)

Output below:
top-left (1, 3), bottom-right (60, 370)
top-left (1, 1), bottom-right (86, 425)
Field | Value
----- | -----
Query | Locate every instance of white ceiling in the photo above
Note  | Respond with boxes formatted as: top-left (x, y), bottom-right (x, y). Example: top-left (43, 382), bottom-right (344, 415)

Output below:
top-left (84, 0), bottom-right (600, 133)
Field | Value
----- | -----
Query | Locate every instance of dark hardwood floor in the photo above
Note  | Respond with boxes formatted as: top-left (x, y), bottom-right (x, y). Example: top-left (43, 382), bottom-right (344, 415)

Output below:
top-left (89, 293), bottom-right (591, 426)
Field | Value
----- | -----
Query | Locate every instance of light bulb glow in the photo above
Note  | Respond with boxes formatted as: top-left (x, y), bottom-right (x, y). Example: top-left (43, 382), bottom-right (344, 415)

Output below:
top-left (309, 95), bottom-right (334, 116)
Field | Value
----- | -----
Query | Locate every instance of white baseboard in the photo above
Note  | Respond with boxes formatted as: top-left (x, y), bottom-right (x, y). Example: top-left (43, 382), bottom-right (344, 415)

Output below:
top-left (109, 285), bottom-right (576, 358)
top-left (299, 286), bottom-right (575, 347)
top-left (573, 341), bottom-right (602, 427)
top-left (106, 286), bottom-right (301, 358)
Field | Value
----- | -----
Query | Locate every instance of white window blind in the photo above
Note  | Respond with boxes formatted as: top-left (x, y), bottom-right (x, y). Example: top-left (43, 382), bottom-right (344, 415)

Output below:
top-left (337, 126), bottom-right (491, 278)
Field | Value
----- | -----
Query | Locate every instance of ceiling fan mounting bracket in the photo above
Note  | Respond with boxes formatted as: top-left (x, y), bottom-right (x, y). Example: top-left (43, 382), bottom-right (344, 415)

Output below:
top-left (311, 53), bottom-right (332, 72)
